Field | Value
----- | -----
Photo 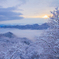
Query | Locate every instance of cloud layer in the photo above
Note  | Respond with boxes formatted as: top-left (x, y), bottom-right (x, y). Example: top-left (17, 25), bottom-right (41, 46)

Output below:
top-left (0, 7), bottom-right (23, 21)
top-left (0, 0), bottom-right (59, 23)
top-left (0, 0), bottom-right (26, 8)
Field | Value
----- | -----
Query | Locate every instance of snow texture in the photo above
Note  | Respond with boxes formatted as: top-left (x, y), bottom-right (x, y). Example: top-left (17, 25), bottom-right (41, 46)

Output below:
top-left (0, 8), bottom-right (59, 59)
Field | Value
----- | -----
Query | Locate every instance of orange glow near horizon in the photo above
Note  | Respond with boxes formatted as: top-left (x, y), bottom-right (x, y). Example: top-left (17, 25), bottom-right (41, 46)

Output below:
top-left (42, 15), bottom-right (49, 19)
top-left (22, 16), bottom-right (42, 18)
top-left (20, 15), bottom-right (49, 18)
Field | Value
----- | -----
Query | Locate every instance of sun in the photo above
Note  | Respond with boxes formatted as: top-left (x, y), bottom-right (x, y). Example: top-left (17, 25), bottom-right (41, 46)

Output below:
top-left (43, 15), bottom-right (49, 19)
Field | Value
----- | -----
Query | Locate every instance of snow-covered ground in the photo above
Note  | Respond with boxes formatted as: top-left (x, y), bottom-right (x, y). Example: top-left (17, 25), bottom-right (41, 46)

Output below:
top-left (0, 28), bottom-right (45, 59)
top-left (0, 28), bottom-right (59, 59)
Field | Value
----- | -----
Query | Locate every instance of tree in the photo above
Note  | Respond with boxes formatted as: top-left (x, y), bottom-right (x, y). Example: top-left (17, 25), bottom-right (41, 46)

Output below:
top-left (48, 7), bottom-right (59, 29)
top-left (32, 8), bottom-right (59, 59)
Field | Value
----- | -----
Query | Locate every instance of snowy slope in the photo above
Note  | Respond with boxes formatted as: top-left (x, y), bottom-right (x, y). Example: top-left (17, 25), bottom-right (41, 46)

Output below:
top-left (0, 29), bottom-right (59, 59)
top-left (0, 32), bottom-right (33, 59)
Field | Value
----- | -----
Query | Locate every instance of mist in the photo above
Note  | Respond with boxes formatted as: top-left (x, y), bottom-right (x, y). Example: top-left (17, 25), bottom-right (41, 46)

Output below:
top-left (0, 28), bottom-right (44, 41)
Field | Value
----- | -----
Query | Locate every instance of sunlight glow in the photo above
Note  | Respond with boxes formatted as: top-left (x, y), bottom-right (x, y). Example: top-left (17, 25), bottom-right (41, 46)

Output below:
top-left (43, 15), bottom-right (49, 19)
top-left (21, 15), bottom-right (49, 18)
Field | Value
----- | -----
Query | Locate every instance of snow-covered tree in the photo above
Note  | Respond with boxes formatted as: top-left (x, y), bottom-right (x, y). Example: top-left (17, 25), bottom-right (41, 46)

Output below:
top-left (0, 8), bottom-right (59, 59)
top-left (48, 7), bottom-right (59, 29)
top-left (36, 8), bottom-right (59, 59)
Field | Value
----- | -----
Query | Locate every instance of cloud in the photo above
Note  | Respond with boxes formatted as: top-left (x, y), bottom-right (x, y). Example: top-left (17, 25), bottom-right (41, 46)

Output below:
top-left (0, 7), bottom-right (23, 21)
top-left (48, 0), bottom-right (59, 7)
top-left (19, 0), bottom-right (59, 18)
top-left (0, 0), bottom-right (27, 8)
top-left (19, 0), bottom-right (52, 17)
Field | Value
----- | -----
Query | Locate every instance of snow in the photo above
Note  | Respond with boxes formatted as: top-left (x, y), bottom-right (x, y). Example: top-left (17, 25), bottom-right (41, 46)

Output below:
top-left (0, 8), bottom-right (59, 59)
top-left (0, 28), bottom-right (59, 59)
top-left (0, 28), bottom-right (44, 59)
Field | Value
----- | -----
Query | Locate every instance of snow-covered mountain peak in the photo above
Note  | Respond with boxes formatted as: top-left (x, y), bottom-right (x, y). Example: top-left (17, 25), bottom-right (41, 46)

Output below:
top-left (0, 32), bottom-right (16, 38)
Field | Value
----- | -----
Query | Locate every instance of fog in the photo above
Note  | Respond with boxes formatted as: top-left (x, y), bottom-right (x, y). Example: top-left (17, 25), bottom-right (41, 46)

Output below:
top-left (0, 28), bottom-right (44, 41)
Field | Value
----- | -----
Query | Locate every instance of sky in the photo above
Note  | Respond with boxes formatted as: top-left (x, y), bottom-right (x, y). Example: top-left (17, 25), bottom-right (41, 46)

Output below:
top-left (0, 0), bottom-right (59, 25)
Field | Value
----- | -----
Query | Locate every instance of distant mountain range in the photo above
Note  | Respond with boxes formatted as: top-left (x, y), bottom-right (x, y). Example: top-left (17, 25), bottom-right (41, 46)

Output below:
top-left (0, 23), bottom-right (50, 30)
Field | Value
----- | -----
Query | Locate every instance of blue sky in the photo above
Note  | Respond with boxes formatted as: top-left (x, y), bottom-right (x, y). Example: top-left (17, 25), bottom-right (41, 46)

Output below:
top-left (0, 0), bottom-right (59, 25)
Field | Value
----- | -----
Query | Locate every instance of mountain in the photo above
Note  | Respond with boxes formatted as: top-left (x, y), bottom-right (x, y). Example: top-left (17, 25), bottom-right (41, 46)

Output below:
top-left (0, 23), bottom-right (50, 30)
top-left (0, 32), bottom-right (16, 38)
top-left (0, 32), bottom-right (32, 45)
top-left (0, 32), bottom-right (33, 58)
